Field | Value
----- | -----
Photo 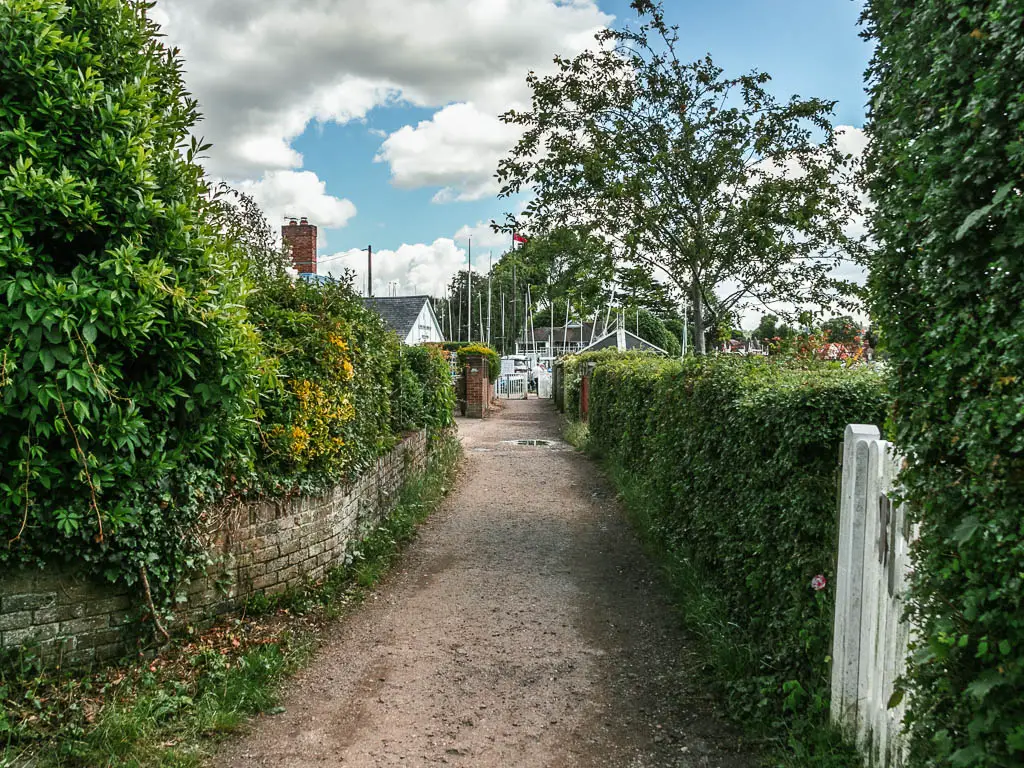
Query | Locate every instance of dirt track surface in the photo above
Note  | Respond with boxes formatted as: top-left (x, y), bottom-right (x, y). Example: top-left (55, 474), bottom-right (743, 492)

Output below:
top-left (218, 399), bottom-right (755, 767)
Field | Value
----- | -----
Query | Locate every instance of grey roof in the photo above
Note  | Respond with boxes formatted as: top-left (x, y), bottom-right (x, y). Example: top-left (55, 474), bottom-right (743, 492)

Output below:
top-left (362, 296), bottom-right (435, 339)
top-left (580, 329), bottom-right (668, 355)
top-left (517, 323), bottom-right (597, 344)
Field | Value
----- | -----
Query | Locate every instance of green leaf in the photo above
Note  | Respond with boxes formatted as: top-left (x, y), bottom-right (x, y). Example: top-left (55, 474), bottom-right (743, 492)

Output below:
top-left (82, 323), bottom-right (98, 344)
top-left (966, 670), bottom-right (1005, 701)
top-left (39, 349), bottom-right (55, 373)
top-left (887, 689), bottom-right (904, 709)
top-left (992, 181), bottom-right (1016, 206)
top-left (953, 515), bottom-right (981, 546)
top-left (955, 204), bottom-right (994, 241)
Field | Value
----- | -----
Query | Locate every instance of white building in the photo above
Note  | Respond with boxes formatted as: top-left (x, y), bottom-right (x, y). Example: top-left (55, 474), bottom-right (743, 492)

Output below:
top-left (362, 296), bottom-right (445, 345)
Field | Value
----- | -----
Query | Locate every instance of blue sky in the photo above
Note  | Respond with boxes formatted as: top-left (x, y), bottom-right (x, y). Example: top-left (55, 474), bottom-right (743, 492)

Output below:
top-left (155, 0), bottom-right (872, 298)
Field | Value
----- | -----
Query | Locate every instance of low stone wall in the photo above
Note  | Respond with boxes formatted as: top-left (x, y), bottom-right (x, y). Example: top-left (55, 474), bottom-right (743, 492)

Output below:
top-left (0, 430), bottom-right (428, 666)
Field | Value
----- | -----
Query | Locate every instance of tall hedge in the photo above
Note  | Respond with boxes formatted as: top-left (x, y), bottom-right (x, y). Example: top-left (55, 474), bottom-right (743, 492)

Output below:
top-left (862, 1), bottom-right (1024, 764)
top-left (0, 1), bottom-right (262, 594)
top-left (0, 2), bottom-right (457, 617)
top-left (246, 277), bottom-right (455, 489)
top-left (246, 277), bottom-right (398, 486)
top-left (588, 356), bottom-right (887, 725)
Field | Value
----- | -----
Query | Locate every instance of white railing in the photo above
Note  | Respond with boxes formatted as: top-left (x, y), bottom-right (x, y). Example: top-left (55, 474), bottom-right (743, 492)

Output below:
top-left (832, 425), bottom-right (914, 767)
top-left (495, 373), bottom-right (527, 400)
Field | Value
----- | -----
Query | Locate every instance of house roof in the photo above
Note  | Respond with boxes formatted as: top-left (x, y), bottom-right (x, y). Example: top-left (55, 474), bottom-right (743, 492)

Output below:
top-left (517, 322), bottom-right (598, 344)
top-left (580, 328), bottom-right (668, 355)
top-left (362, 296), bottom-right (435, 339)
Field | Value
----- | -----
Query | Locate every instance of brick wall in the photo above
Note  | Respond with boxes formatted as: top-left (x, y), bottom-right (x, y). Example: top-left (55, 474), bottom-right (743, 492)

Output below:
top-left (0, 431), bottom-right (427, 666)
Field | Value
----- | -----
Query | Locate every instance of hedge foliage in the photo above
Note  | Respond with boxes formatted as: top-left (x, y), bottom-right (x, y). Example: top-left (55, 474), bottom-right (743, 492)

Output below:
top-left (0, 0), bottom-right (263, 592)
top-left (0, 3), bottom-right (454, 608)
top-left (246, 277), bottom-right (452, 487)
top-left (586, 356), bottom-right (887, 726)
top-left (445, 342), bottom-right (500, 381)
top-left (863, 1), bottom-right (1024, 764)
top-left (560, 349), bottom-right (659, 419)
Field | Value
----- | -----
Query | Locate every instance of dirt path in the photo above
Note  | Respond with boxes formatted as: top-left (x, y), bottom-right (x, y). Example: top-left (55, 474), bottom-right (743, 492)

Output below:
top-left (218, 399), bottom-right (756, 767)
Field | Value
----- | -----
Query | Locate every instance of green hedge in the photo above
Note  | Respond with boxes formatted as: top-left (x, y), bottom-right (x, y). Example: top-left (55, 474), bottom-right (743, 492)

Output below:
top-left (445, 342), bottom-right (500, 381)
top-left (587, 356), bottom-right (887, 726)
top-left (0, 1), bottom-right (262, 597)
top-left (400, 344), bottom-right (457, 434)
top-left (863, 1), bottom-right (1024, 763)
top-left (560, 349), bottom-right (658, 419)
top-left (0, 1), bottom-right (455, 616)
top-left (247, 276), bottom-right (397, 486)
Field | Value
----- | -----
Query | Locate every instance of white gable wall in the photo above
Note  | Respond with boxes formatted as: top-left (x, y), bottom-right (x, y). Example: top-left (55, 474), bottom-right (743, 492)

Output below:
top-left (404, 301), bottom-right (444, 345)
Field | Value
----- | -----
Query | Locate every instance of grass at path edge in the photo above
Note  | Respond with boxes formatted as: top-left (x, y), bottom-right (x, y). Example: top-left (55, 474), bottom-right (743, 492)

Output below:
top-left (0, 434), bottom-right (462, 768)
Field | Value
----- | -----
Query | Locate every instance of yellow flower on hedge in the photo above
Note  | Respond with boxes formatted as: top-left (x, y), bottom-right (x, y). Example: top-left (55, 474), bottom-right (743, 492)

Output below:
top-left (342, 359), bottom-right (354, 380)
top-left (281, 379), bottom-right (357, 464)
top-left (328, 333), bottom-right (349, 352)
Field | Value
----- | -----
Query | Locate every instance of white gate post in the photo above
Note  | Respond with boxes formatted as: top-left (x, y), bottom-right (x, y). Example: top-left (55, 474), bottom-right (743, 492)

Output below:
top-left (831, 424), bottom-right (880, 733)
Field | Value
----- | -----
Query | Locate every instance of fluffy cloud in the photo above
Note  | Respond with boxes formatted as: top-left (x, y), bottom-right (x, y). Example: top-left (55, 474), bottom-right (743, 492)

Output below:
top-left (322, 238), bottom-right (470, 298)
top-left (234, 170), bottom-right (357, 232)
top-left (453, 220), bottom-right (513, 251)
top-left (377, 103), bottom-right (522, 202)
top-left (153, 0), bottom-right (612, 195)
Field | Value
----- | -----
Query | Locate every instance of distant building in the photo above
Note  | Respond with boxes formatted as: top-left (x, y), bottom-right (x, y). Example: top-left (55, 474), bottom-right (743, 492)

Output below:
top-left (579, 326), bottom-right (668, 355)
top-left (515, 322), bottom-right (598, 358)
top-left (720, 338), bottom-right (768, 356)
top-left (363, 296), bottom-right (445, 345)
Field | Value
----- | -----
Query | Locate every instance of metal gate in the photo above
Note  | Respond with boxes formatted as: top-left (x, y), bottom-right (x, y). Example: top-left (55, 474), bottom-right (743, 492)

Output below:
top-left (495, 373), bottom-right (527, 399)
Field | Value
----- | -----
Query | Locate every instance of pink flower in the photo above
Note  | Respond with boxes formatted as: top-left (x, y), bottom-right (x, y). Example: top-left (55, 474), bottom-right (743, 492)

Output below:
top-left (811, 574), bottom-right (827, 591)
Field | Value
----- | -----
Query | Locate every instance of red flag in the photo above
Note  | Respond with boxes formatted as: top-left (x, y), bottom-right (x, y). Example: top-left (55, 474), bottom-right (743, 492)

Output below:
top-left (513, 233), bottom-right (528, 244)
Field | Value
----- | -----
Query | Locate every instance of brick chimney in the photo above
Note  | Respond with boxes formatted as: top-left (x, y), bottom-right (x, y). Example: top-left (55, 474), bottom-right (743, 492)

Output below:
top-left (282, 216), bottom-right (317, 274)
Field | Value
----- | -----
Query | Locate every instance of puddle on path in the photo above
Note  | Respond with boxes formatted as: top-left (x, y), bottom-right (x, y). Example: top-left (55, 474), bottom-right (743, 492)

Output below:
top-left (502, 439), bottom-right (552, 446)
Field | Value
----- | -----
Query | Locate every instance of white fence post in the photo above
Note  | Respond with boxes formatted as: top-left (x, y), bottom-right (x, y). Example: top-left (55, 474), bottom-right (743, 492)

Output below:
top-left (832, 425), bottom-right (914, 767)
top-left (832, 424), bottom-right (879, 729)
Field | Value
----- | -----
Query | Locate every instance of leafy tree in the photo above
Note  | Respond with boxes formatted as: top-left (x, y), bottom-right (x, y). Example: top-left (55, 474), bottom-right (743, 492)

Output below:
top-left (754, 313), bottom-right (795, 342)
top-left (632, 307), bottom-right (681, 356)
top-left (0, 0), bottom-right (262, 600)
top-left (210, 185), bottom-right (291, 282)
top-left (662, 317), bottom-right (685, 352)
top-left (819, 315), bottom-right (861, 345)
top-left (498, 0), bottom-right (864, 353)
top-left (863, 0), bottom-right (1024, 764)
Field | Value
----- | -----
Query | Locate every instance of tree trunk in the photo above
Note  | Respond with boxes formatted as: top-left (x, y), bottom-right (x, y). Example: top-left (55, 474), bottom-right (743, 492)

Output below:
top-left (692, 282), bottom-right (706, 355)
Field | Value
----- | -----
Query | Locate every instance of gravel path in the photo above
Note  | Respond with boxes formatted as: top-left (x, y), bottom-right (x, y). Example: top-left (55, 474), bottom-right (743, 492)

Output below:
top-left (217, 398), bottom-right (756, 767)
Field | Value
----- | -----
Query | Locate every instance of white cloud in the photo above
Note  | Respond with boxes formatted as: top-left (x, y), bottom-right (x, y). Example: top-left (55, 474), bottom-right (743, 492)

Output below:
top-left (234, 170), bottom-right (357, 234)
top-left (323, 238), bottom-right (468, 298)
top-left (317, 214), bottom-right (518, 296)
top-left (155, 0), bottom-right (611, 196)
top-left (453, 220), bottom-right (512, 250)
top-left (377, 103), bottom-right (521, 202)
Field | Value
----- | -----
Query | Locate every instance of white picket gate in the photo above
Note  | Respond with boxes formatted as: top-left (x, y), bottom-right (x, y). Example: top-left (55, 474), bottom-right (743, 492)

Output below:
top-left (494, 373), bottom-right (527, 399)
top-left (831, 425), bottom-right (915, 767)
